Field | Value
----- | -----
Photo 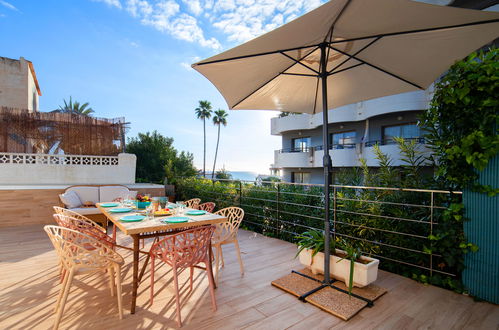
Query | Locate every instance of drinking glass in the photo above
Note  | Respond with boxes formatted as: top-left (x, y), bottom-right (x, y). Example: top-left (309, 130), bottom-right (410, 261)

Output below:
top-left (159, 197), bottom-right (168, 209)
top-left (145, 204), bottom-right (154, 219)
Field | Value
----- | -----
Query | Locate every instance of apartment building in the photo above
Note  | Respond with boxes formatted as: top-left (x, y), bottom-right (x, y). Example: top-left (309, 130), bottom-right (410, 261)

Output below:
top-left (270, 90), bottom-right (434, 184)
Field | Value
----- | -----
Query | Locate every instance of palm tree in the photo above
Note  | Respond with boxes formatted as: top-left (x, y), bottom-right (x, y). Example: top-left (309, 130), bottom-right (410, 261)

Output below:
top-left (195, 100), bottom-right (213, 177)
top-left (58, 96), bottom-right (94, 116)
top-left (211, 109), bottom-right (228, 179)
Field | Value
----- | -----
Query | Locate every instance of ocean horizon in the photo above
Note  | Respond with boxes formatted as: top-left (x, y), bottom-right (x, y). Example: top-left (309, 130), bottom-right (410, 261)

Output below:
top-left (202, 171), bottom-right (268, 181)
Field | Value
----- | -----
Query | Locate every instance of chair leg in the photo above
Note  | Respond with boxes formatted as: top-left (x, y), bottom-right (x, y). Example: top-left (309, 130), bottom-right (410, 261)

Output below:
top-left (54, 267), bottom-right (70, 313)
top-left (189, 266), bottom-right (194, 291)
top-left (115, 265), bottom-right (123, 320)
top-left (205, 260), bottom-right (217, 312)
top-left (53, 268), bottom-right (74, 330)
top-left (108, 266), bottom-right (115, 297)
top-left (234, 239), bottom-right (245, 276)
top-left (150, 257), bottom-right (155, 305)
top-left (220, 245), bottom-right (225, 268)
top-left (173, 268), bottom-right (182, 327)
top-left (215, 244), bottom-right (221, 284)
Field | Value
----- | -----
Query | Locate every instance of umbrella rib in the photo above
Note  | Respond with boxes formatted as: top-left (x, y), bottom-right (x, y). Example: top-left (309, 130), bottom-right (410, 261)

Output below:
top-left (327, 19), bottom-right (499, 46)
top-left (279, 51), bottom-right (320, 75)
top-left (328, 45), bottom-right (424, 90)
top-left (328, 36), bottom-right (382, 74)
top-left (312, 77), bottom-right (320, 115)
top-left (231, 47), bottom-right (319, 109)
top-left (323, 0), bottom-right (352, 43)
top-left (328, 62), bottom-right (364, 76)
top-left (281, 73), bottom-right (317, 77)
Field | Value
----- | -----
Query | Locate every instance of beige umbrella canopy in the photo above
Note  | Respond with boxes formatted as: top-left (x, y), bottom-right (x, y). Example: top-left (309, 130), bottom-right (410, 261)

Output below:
top-left (193, 0), bottom-right (499, 299)
top-left (193, 0), bottom-right (499, 114)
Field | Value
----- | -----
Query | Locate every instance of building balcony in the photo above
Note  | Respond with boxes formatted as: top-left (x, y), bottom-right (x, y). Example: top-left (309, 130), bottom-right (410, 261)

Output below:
top-left (274, 148), bottom-right (314, 168)
top-left (274, 138), bottom-right (432, 169)
top-left (271, 90), bottom-right (430, 135)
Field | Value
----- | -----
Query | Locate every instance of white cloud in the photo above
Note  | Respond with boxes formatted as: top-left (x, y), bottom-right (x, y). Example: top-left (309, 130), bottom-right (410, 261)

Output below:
top-left (0, 0), bottom-right (18, 11)
top-left (210, 0), bottom-right (325, 43)
top-left (125, 0), bottom-right (221, 49)
top-left (182, 0), bottom-right (202, 16)
top-left (93, 0), bottom-right (325, 49)
top-left (129, 41), bottom-right (139, 47)
top-left (92, 0), bottom-right (122, 9)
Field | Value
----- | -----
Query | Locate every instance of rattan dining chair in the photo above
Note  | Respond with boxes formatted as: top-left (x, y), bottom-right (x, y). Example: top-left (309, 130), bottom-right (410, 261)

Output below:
top-left (198, 202), bottom-right (216, 213)
top-left (212, 207), bottom-right (245, 284)
top-left (183, 198), bottom-right (201, 209)
top-left (53, 206), bottom-right (106, 233)
top-left (149, 225), bottom-right (217, 327)
top-left (44, 225), bottom-right (124, 330)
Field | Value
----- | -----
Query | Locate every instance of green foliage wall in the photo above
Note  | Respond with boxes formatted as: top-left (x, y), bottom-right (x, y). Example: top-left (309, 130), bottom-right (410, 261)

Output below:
top-left (176, 140), bottom-right (469, 292)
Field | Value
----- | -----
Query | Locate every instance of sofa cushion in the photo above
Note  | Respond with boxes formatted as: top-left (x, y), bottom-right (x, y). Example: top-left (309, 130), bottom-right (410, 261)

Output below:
top-left (59, 190), bottom-right (82, 209)
top-left (68, 207), bottom-right (101, 215)
top-left (100, 186), bottom-right (130, 202)
top-left (66, 186), bottom-right (100, 205)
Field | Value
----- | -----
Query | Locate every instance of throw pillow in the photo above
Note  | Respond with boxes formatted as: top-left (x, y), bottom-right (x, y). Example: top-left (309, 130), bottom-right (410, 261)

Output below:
top-left (59, 190), bottom-right (82, 209)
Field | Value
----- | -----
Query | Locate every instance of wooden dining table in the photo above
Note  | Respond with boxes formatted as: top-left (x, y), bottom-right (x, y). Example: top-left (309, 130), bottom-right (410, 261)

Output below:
top-left (96, 203), bottom-right (227, 314)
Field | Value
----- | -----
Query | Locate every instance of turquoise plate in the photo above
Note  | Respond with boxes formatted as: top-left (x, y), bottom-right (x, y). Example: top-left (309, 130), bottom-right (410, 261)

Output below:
top-left (100, 202), bottom-right (119, 207)
top-left (120, 215), bottom-right (146, 222)
top-left (185, 210), bottom-right (206, 216)
top-left (167, 204), bottom-right (178, 208)
top-left (109, 207), bottom-right (133, 213)
top-left (161, 217), bottom-right (189, 223)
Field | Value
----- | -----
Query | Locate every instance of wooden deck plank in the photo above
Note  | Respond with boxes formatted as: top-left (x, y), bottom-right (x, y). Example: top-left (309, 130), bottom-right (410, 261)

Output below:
top-left (0, 224), bottom-right (498, 329)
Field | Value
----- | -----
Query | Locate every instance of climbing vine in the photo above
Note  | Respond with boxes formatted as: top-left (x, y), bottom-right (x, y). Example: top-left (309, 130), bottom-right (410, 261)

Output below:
top-left (421, 48), bottom-right (499, 195)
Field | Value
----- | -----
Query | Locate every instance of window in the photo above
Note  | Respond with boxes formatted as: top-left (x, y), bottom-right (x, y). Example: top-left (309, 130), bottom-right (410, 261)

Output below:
top-left (291, 137), bottom-right (311, 152)
top-left (330, 131), bottom-right (356, 149)
top-left (291, 172), bottom-right (311, 184)
top-left (382, 123), bottom-right (420, 144)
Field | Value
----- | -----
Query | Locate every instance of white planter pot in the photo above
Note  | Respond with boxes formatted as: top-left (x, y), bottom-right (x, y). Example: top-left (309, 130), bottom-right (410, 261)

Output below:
top-left (298, 248), bottom-right (379, 288)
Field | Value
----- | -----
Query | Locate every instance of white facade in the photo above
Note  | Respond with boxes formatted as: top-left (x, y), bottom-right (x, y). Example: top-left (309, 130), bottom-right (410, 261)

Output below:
top-left (0, 153), bottom-right (136, 185)
top-left (271, 91), bottom-right (434, 184)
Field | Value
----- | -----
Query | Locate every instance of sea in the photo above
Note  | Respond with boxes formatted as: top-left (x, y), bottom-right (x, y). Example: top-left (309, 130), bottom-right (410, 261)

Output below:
top-left (228, 171), bottom-right (260, 181)
top-left (203, 171), bottom-right (263, 181)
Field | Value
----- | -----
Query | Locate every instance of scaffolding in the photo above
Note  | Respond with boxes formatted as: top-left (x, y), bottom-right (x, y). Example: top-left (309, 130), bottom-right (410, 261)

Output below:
top-left (0, 107), bottom-right (129, 156)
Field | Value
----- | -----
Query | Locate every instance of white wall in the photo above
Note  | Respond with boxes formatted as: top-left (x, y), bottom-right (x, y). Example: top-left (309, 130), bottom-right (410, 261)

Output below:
top-left (0, 153), bottom-right (136, 185)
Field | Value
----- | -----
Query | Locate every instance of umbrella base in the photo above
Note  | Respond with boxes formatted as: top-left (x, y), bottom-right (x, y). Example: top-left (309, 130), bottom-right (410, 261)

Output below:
top-left (292, 270), bottom-right (374, 307)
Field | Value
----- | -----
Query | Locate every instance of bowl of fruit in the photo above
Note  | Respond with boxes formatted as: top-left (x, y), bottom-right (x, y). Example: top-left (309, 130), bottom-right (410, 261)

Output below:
top-left (135, 194), bottom-right (151, 209)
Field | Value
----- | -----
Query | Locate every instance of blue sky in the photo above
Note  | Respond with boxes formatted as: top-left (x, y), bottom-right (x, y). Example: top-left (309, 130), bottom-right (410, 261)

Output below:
top-left (0, 0), bottom-right (325, 174)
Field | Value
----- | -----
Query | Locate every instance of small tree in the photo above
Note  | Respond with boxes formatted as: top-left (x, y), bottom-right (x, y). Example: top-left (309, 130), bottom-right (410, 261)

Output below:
top-left (126, 131), bottom-right (197, 184)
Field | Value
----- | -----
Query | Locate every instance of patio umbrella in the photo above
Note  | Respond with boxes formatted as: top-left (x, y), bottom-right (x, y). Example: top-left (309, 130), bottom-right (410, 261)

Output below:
top-left (192, 0), bottom-right (499, 301)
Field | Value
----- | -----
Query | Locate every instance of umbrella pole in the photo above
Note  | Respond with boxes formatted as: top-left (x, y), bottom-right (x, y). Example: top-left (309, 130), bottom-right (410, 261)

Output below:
top-left (319, 43), bottom-right (332, 286)
top-left (294, 43), bottom-right (374, 307)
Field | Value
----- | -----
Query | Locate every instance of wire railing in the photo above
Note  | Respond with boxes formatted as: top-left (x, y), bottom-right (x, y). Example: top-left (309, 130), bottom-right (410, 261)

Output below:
top-left (176, 178), bottom-right (463, 280)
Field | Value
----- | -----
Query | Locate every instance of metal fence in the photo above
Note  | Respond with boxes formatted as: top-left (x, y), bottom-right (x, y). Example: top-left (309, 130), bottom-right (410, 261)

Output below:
top-left (177, 178), bottom-right (463, 280)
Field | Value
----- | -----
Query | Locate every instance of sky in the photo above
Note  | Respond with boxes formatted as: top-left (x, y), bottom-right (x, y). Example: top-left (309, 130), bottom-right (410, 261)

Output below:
top-left (0, 0), bottom-right (328, 174)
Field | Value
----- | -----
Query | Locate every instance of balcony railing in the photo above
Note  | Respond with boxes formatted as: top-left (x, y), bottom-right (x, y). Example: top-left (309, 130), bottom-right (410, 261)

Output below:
top-left (364, 137), bottom-right (426, 147)
top-left (278, 147), bottom-right (311, 153)
top-left (314, 143), bottom-right (356, 150)
top-left (177, 178), bottom-right (463, 286)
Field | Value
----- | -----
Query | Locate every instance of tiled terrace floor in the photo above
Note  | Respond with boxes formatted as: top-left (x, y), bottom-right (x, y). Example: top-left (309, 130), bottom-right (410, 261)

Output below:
top-left (1, 225), bottom-right (498, 329)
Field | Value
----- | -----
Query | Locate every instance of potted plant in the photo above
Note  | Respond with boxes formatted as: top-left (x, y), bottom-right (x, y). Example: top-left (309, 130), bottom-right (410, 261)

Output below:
top-left (136, 194), bottom-right (152, 209)
top-left (296, 230), bottom-right (379, 293)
